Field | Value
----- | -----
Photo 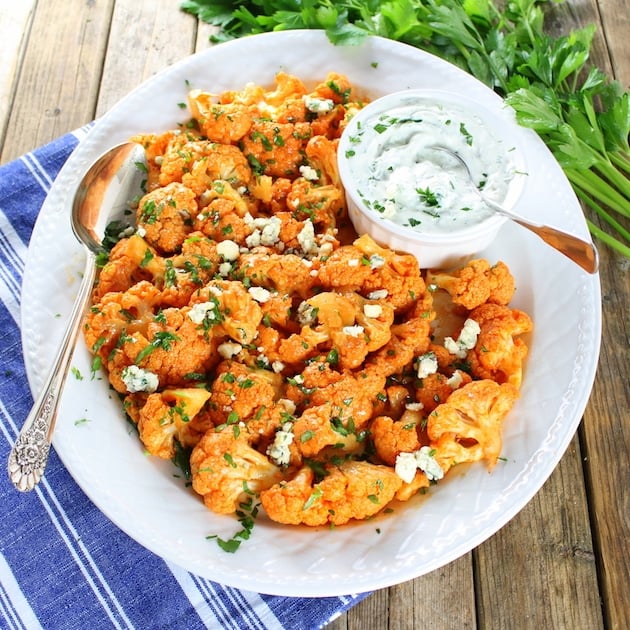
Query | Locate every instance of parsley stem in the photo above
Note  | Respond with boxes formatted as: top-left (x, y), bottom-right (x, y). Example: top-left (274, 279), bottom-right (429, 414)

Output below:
top-left (586, 220), bottom-right (630, 258)
top-left (565, 168), bottom-right (630, 218)
top-left (575, 188), bottom-right (630, 244)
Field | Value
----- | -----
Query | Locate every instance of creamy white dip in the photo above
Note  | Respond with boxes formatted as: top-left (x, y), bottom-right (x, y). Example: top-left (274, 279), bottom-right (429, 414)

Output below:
top-left (344, 97), bottom-right (518, 234)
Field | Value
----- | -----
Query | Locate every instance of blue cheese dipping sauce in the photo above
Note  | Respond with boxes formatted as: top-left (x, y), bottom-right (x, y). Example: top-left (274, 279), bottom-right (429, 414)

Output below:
top-left (343, 92), bottom-right (518, 234)
top-left (338, 89), bottom-right (526, 268)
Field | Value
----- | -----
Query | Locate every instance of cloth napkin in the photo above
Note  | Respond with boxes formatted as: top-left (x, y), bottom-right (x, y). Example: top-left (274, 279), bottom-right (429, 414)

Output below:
top-left (0, 130), bottom-right (369, 630)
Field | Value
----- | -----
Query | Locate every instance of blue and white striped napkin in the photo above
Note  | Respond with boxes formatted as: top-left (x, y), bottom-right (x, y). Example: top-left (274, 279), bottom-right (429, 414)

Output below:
top-left (0, 131), bottom-right (368, 629)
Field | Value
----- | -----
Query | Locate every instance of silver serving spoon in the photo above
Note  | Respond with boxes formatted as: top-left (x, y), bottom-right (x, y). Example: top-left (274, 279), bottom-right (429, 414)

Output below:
top-left (431, 146), bottom-right (599, 274)
top-left (7, 142), bottom-right (146, 491)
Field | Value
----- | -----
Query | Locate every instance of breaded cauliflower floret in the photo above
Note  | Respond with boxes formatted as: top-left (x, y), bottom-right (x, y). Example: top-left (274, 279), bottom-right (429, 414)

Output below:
top-left (426, 259), bottom-right (515, 310)
top-left (467, 303), bottom-right (533, 388)
top-left (427, 379), bottom-right (520, 471)
top-left (260, 460), bottom-right (402, 526)
top-left (191, 430), bottom-right (285, 514)
top-left (136, 182), bottom-right (197, 254)
top-left (136, 387), bottom-right (212, 458)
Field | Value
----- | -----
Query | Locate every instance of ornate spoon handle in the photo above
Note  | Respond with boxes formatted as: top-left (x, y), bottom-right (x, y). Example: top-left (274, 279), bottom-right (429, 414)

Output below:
top-left (7, 255), bottom-right (96, 491)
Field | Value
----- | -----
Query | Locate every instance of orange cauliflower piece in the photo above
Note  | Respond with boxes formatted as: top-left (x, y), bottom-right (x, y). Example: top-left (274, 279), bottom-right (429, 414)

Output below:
top-left (136, 182), bottom-right (196, 254)
top-left (287, 364), bottom-right (386, 430)
top-left (304, 136), bottom-right (341, 186)
top-left (94, 234), bottom-right (165, 298)
top-left (311, 72), bottom-right (354, 104)
top-left (239, 120), bottom-right (312, 178)
top-left (188, 90), bottom-right (253, 143)
top-left (84, 280), bottom-right (161, 362)
top-left (415, 369), bottom-right (473, 414)
top-left (427, 379), bottom-right (520, 471)
top-left (107, 305), bottom-right (223, 392)
top-left (285, 177), bottom-right (345, 230)
top-left (188, 280), bottom-right (263, 346)
top-left (236, 251), bottom-right (317, 298)
top-left (191, 430), bottom-right (284, 514)
top-left (426, 259), bottom-right (516, 310)
top-left (316, 244), bottom-right (374, 291)
top-left (291, 402), bottom-right (344, 458)
top-left (371, 414), bottom-right (421, 467)
top-left (366, 317), bottom-right (432, 378)
top-left (155, 137), bottom-right (213, 187)
top-left (353, 234), bottom-right (427, 312)
top-left (467, 303), bottom-right (533, 388)
top-left (180, 144), bottom-right (253, 195)
top-left (206, 360), bottom-right (282, 427)
top-left (260, 460), bottom-right (402, 526)
top-left (136, 387), bottom-right (212, 458)
top-left (288, 291), bottom-right (395, 370)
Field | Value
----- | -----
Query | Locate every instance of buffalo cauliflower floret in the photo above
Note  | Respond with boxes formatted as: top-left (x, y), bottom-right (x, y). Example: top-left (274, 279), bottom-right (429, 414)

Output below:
top-left (467, 303), bottom-right (533, 388)
top-left (188, 90), bottom-right (253, 144)
top-left (371, 414), bottom-right (422, 467)
top-left (136, 387), bottom-right (212, 458)
top-left (206, 360), bottom-right (282, 428)
top-left (180, 144), bottom-right (253, 195)
top-left (107, 306), bottom-right (221, 392)
top-left (426, 259), bottom-right (515, 310)
top-left (284, 291), bottom-right (395, 370)
top-left (84, 280), bottom-right (162, 362)
top-left (260, 460), bottom-right (402, 526)
top-left (235, 251), bottom-right (317, 298)
top-left (191, 430), bottom-right (284, 514)
top-left (136, 182), bottom-right (196, 254)
top-left (366, 317), bottom-right (432, 378)
top-left (188, 279), bottom-right (263, 346)
top-left (285, 176), bottom-right (345, 230)
top-left (414, 369), bottom-right (473, 414)
top-left (353, 234), bottom-right (427, 312)
top-left (239, 120), bottom-right (312, 178)
top-left (94, 234), bottom-right (166, 298)
top-left (316, 244), bottom-right (374, 291)
top-left (427, 379), bottom-right (520, 471)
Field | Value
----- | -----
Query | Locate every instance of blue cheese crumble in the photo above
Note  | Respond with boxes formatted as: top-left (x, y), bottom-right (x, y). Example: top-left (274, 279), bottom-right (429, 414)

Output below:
top-left (121, 365), bottom-right (159, 393)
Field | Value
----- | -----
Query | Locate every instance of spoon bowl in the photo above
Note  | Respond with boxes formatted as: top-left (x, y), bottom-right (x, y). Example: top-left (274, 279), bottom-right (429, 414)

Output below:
top-left (7, 142), bottom-right (146, 491)
top-left (430, 145), bottom-right (599, 274)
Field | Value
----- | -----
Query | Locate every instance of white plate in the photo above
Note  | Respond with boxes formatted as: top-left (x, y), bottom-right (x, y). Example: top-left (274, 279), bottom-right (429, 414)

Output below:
top-left (21, 31), bottom-right (601, 597)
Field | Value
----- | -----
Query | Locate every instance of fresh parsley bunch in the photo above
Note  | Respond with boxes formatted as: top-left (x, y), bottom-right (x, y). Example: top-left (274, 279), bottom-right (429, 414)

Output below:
top-left (181, 0), bottom-right (630, 257)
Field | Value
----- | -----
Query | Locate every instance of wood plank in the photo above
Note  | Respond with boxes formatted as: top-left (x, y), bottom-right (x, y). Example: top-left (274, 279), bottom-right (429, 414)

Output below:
top-left (0, 0), bottom-right (36, 153)
top-left (545, 1), bottom-right (630, 628)
top-left (474, 436), bottom-right (603, 629)
top-left (0, 0), bottom-right (115, 162)
top-left (95, 0), bottom-right (198, 117)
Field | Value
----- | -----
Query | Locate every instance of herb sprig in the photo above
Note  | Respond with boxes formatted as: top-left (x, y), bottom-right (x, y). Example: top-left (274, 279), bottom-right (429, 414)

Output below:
top-left (181, 0), bottom-right (630, 258)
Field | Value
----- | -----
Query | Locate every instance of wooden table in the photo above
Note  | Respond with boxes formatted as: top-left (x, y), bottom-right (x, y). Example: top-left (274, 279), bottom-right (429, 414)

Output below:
top-left (1, 2), bottom-right (628, 628)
